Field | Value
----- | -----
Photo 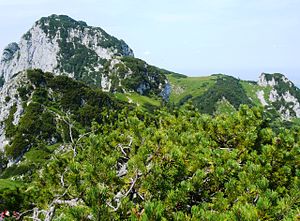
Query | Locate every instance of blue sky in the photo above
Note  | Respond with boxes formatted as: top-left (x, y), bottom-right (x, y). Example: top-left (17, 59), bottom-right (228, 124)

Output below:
top-left (0, 0), bottom-right (300, 83)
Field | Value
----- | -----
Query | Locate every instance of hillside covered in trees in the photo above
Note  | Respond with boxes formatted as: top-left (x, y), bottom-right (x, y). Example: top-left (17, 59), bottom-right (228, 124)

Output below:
top-left (1, 85), bottom-right (300, 219)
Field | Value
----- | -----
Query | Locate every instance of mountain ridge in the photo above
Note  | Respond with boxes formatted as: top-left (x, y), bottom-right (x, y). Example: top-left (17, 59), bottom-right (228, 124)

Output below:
top-left (0, 15), bottom-right (300, 220)
top-left (1, 15), bottom-right (300, 161)
top-left (166, 72), bottom-right (300, 119)
top-left (1, 14), bottom-right (133, 81)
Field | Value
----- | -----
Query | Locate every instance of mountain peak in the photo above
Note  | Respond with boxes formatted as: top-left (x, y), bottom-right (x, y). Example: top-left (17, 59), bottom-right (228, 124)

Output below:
top-left (0, 15), bottom-right (135, 84)
top-left (32, 14), bottom-right (89, 39)
top-left (256, 73), bottom-right (300, 119)
top-left (38, 14), bottom-right (88, 26)
top-left (0, 15), bottom-right (170, 99)
top-left (258, 73), bottom-right (292, 87)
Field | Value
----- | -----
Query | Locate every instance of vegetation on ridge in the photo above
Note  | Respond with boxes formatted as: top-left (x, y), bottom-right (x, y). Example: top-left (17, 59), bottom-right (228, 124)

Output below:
top-left (168, 74), bottom-right (253, 114)
top-left (3, 69), bottom-right (127, 161)
top-left (1, 102), bottom-right (300, 220)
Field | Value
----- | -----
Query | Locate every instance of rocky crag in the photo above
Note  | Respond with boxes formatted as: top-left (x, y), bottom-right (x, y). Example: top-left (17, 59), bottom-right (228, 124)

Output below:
top-left (0, 14), bottom-right (170, 96)
top-left (257, 73), bottom-right (300, 120)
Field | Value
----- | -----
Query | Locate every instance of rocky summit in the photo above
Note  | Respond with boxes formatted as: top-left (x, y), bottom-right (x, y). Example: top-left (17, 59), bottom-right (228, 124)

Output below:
top-left (0, 14), bottom-right (170, 97)
top-left (0, 14), bottom-right (133, 81)
top-left (257, 73), bottom-right (300, 119)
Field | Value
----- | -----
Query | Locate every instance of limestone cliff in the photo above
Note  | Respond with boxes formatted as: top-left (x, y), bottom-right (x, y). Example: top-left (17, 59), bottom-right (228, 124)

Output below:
top-left (258, 73), bottom-right (300, 120)
top-left (0, 14), bottom-right (170, 97)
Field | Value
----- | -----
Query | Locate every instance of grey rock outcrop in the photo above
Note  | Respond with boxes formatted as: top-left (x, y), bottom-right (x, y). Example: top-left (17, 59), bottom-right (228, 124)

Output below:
top-left (0, 72), bottom-right (27, 151)
top-left (1, 43), bottom-right (20, 62)
top-left (257, 73), bottom-right (300, 120)
top-left (0, 14), bottom-right (134, 84)
top-left (0, 15), bottom-right (168, 98)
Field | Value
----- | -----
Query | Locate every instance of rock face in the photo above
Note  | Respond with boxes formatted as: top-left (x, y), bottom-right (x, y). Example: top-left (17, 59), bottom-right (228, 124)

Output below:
top-left (1, 43), bottom-right (20, 62)
top-left (0, 72), bottom-right (28, 151)
top-left (258, 73), bottom-right (276, 87)
top-left (0, 15), bottom-right (133, 84)
top-left (160, 81), bottom-right (171, 101)
top-left (258, 73), bottom-right (300, 120)
top-left (256, 90), bottom-right (268, 106)
top-left (0, 14), bottom-right (170, 98)
top-left (0, 26), bottom-right (60, 82)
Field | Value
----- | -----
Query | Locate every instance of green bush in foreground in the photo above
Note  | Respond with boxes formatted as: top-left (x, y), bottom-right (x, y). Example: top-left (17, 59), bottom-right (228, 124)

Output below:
top-left (2, 104), bottom-right (299, 220)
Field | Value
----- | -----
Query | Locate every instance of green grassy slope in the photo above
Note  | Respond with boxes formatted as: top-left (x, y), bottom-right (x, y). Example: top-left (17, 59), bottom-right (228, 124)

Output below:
top-left (167, 74), bottom-right (217, 104)
top-left (114, 92), bottom-right (161, 111)
top-left (167, 74), bottom-right (256, 114)
top-left (240, 80), bottom-right (272, 106)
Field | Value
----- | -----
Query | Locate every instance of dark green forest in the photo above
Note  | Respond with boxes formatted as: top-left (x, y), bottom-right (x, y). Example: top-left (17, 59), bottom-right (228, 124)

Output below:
top-left (192, 75), bottom-right (253, 114)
